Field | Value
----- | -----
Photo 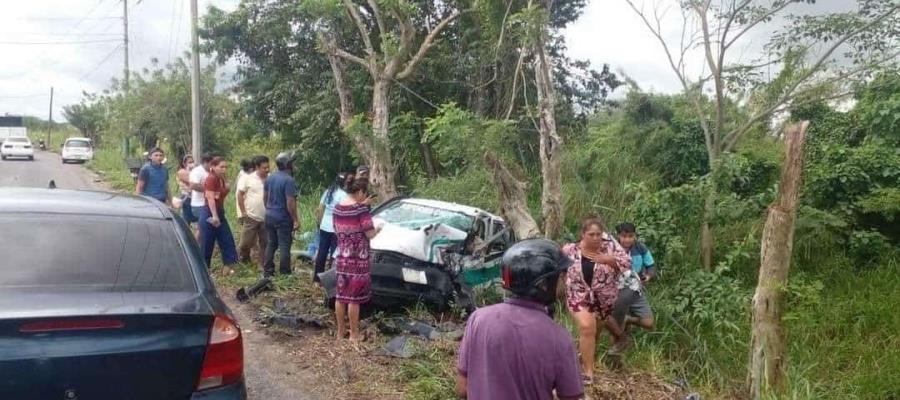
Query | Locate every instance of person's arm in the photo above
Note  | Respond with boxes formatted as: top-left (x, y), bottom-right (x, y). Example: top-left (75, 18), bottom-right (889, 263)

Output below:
top-left (359, 205), bottom-right (380, 239)
top-left (287, 196), bottom-right (299, 231)
top-left (237, 190), bottom-right (248, 221)
top-left (285, 180), bottom-right (299, 230)
top-left (554, 334), bottom-right (586, 400)
top-left (205, 178), bottom-right (220, 225)
top-left (135, 166), bottom-right (148, 195)
top-left (642, 248), bottom-right (656, 282)
top-left (456, 312), bottom-right (476, 399)
top-left (598, 237), bottom-right (631, 272)
top-left (455, 374), bottom-right (467, 398)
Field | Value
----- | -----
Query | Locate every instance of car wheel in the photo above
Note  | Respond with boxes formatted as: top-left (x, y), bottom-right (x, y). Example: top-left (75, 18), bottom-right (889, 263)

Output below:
top-left (28, 156), bottom-right (33, 161)
top-left (1, 156), bottom-right (5, 161)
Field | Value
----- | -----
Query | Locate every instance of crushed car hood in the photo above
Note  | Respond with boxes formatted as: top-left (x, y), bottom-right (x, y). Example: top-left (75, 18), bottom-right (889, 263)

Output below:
top-left (370, 218), bottom-right (468, 265)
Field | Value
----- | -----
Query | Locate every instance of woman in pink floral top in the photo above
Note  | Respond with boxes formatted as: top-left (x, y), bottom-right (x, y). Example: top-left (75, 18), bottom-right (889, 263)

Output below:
top-left (562, 216), bottom-right (631, 384)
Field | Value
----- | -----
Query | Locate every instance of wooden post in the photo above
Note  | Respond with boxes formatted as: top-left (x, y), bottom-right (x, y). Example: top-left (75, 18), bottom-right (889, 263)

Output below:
top-left (748, 120), bottom-right (810, 399)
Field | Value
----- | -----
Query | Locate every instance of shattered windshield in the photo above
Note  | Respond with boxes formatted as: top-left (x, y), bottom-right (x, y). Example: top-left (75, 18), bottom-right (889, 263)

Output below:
top-left (375, 201), bottom-right (473, 232)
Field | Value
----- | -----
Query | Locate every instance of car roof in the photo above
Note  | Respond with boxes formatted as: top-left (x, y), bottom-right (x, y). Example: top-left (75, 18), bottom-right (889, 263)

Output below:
top-left (3, 137), bottom-right (30, 141)
top-left (398, 198), bottom-right (504, 221)
top-left (0, 188), bottom-right (170, 220)
top-left (65, 137), bottom-right (92, 142)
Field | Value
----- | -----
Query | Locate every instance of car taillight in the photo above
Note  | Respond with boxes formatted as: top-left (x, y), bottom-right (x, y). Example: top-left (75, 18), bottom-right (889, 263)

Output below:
top-left (195, 314), bottom-right (243, 391)
top-left (24, 145), bottom-right (31, 149)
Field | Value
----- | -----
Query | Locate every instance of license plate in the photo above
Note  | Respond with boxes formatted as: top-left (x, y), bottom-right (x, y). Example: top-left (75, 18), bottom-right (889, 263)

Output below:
top-left (401, 268), bottom-right (428, 285)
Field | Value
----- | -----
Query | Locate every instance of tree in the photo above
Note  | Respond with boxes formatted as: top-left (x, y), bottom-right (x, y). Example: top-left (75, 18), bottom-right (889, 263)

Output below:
top-left (625, 0), bottom-right (900, 270)
top-left (308, 0), bottom-right (466, 200)
top-left (62, 99), bottom-right (105, 143)
top-left (516, 0), bottom-right (565, 239)
top-left (749, 120), bottom-right (808, 399)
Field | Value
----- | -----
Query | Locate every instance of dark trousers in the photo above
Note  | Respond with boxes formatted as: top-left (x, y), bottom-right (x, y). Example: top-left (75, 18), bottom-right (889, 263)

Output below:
top-left (313, 230), bottom-right (338, 283)
top-left (198, 206), bottom-right (238, 267)
top-left (263, 219), bottom-right (294, 277)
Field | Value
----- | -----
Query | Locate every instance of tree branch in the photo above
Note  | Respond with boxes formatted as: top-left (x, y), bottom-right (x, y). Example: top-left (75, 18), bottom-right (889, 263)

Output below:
top-left (342, 0), bottom-right (376, 59)
top-left (365, 0), bottom-right (387, 39)
top-left (722, 3), bottom-right (900, 151)
top-left (333, 46), bottom-right (370, 69)
top-left (694, 1), bottom-right (724, 150)
top-left (396, 11), bottom-right (463, 80)
top-left (723, 0), bottom-right (794, 52)
top-left (625, 0), bottom-right (715, 157)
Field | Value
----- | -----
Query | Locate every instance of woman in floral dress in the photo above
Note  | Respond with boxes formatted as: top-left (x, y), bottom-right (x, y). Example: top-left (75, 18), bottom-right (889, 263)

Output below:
top-left (333, 179), bottom-right (381, 342)
top-left (562, 216), bottom-right (631, 384)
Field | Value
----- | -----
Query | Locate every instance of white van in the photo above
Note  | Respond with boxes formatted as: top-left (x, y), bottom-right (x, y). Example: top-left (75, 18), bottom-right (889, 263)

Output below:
top-left (61, 137), bottom-right (94, 164)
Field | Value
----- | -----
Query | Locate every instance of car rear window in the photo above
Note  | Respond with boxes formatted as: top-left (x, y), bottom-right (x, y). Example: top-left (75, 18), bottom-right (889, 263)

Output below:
top-left (0, 215), bottom-right (196, 292)
top-left (65, 140), bottom-right (91, 148)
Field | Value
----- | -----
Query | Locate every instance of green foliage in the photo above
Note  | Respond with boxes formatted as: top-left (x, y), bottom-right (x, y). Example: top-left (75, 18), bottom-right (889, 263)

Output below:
top-left (847, 229), bottom-right (892, 264)
top-left (855, 72), bottom-right (900, 145)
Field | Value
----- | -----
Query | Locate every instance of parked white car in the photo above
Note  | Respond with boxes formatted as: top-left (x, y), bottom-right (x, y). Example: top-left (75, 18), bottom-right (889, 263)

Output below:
top-left (0, 137), bottom-right (34, 161)
top-left (61, 137), bottom-right (94, 163)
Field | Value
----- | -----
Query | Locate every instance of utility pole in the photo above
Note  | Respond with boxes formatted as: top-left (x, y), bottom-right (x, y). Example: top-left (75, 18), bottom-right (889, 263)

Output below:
top-left (46, 87), bottom-right (54, 147)
top-left (189, 0), bottom-right (202, 161)
top-left (123, 0), bottom-right (130, 92)
top-left (123, 0), bottom-right (131, 157)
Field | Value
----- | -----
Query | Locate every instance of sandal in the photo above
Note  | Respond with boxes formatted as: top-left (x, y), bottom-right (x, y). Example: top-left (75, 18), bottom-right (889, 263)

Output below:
top-left (582, 374), bottom-right (594, 385)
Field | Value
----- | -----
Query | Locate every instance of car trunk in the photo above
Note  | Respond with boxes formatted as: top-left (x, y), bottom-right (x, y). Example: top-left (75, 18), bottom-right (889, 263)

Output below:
top-left (0, 292), bottom-right (213, 399)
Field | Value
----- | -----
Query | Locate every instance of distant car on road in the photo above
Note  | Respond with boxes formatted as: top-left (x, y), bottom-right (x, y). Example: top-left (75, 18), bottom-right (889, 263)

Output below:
top-left (0, 188), bottom-right (247, 400)
top-left (0, 137), bottom-right (34, 161)
top-left (61, 137), bottom-right (94, 163)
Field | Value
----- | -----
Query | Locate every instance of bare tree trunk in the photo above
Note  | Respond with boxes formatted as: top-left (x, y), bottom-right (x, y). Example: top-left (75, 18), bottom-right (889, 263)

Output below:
top-left (532, 1), bottom-right (564, 240)
top-left (368, 78), bottom-right (399, 200)
top-left (484, 151), bottom-right (541, 240)
top-left (748, 121), bottom-right (810, 400)
top-left (419, 141), bottom-right (438, 178)
top-left (701, 185), bottom-right (715, 271)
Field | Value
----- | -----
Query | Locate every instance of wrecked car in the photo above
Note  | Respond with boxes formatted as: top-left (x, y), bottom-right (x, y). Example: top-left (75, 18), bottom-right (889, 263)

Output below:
top-left (319, 197), bottom-right (513, 312)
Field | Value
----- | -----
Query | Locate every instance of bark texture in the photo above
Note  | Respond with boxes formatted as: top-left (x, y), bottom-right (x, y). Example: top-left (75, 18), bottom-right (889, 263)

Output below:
top-left (748, 121), bottom-right (809, 399)
top-left (532, 0), bottom-right (564, 240)
top-left (484, 151), bottom-right (541, 240)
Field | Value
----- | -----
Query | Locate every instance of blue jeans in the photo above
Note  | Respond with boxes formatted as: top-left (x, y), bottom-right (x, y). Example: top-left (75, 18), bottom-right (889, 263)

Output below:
top-left (263, 219), bottom-right (294, 277)
top-left (313, 230), bottom-right (337, 283)
top-left (198, 206), bottom-right (238, 267)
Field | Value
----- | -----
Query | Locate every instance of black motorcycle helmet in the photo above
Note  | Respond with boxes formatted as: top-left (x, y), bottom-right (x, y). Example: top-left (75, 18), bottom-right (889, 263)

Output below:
top-left (501, 239), bottom-right (572, 305)
top-left (274, 151), bottom-right (296, 171)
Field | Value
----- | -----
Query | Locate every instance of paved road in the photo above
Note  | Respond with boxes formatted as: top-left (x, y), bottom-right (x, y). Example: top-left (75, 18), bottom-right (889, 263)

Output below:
top-left (0, 151), bottom-right (317, 400)
top-left (0, 150), bottom-right (104, 190)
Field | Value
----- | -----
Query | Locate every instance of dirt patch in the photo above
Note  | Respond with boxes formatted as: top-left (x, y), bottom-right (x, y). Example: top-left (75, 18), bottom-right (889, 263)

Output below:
top-left (214, 264), bottom-right (694, 400)
top-left (589, 370), bottom-right (687, 400)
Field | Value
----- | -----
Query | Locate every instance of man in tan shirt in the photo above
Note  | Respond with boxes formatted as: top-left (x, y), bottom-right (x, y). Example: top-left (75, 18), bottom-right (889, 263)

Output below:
top-left (237, 155), bottom-right (270, 267)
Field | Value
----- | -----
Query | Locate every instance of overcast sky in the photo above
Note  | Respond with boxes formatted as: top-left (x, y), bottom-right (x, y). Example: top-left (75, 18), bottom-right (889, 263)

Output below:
top-left (0, 0), bottom-right (860, 122)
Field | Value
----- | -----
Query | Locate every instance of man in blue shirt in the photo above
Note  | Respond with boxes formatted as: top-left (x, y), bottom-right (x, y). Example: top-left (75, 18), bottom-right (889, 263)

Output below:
top-left (262, 151), bottom-right (299, 278)
top-left (609, 222), bottom-right (655, 354)
top-left (135, 147), bottom-right (169, 204)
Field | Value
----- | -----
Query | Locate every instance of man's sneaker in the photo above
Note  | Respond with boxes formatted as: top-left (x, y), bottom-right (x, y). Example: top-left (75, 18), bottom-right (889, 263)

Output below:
top-left (608, 334), bottom-right (632, 355)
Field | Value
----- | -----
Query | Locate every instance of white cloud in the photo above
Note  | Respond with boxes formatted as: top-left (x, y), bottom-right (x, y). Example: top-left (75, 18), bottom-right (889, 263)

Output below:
top-left (0, 0), bottom-right (238, 121)
top-left (563, 0), bottom-right (861, 97)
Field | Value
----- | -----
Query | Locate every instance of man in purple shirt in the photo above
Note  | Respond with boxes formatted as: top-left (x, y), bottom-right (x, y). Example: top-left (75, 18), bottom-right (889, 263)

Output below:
top-left (456, 239), bottom-right (584, 400)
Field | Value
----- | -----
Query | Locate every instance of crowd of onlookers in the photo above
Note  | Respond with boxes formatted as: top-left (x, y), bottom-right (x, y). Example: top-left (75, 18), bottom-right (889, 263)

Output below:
top-left (136, 147), bottom-right (661, 399)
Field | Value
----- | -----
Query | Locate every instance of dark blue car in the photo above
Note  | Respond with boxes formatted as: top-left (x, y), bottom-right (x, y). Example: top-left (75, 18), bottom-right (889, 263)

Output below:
top-left (0, 188), bottom-right (246, 399)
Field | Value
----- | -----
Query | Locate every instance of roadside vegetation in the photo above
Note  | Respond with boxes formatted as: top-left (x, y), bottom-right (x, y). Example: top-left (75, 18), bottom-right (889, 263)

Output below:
top-left (57, 0), bottom-right (900, 398)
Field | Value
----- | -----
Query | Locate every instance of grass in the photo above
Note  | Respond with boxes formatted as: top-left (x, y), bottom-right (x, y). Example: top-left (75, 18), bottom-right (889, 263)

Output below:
top-left (84, 143), bottom-right (900, 400)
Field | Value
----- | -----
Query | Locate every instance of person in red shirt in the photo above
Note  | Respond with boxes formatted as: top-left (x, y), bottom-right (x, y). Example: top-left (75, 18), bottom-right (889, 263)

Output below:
top-left (198, 156), bottom-right (238, 273)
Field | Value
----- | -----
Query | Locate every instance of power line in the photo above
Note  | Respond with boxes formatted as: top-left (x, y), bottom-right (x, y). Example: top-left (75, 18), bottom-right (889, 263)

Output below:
top-left (13, 16), bottom-right (119, 21)
top-left (0, 93), bottom-right (46, 99)
top-left (0, 39), bottom-right (121, 45)
top-left (79, 44), bottom-right (125, 82)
